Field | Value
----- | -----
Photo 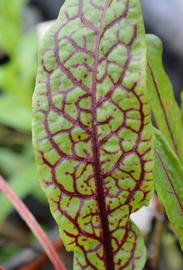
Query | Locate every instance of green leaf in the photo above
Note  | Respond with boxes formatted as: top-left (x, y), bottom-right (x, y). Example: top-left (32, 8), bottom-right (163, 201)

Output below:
top-left (146, 34), bottom-right (183, 161)
top-left (0, 31), bottom-right (37, 107)
top-left (0, 146), bottom-right (46, 220)
top-left (0, 148), bottom-right (25, 176)
top-left (0, 95), bottom-right (32, 132)
top-left (33, 1), bottom-right (154, 269)
top-left (0, 162), bottom-right (37, 221)
top-left (181, 91), bottom-right (183, 124)
top-left (0, 31), bottom-right (37, 132)
top-left (0, 0), bottom-right (27, 53)
top-left (154, 128), bottom-right (183, 251)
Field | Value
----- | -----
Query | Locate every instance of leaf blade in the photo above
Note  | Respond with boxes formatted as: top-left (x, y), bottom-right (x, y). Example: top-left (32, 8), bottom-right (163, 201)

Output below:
top-left (33, 1), bottom-right (154, 269)
top-left (154, 129), bottom-right (183, 251)
top-left (181, 91), bottom-right (183, 124)
top-left (146, 34), bottom-right (183, 161)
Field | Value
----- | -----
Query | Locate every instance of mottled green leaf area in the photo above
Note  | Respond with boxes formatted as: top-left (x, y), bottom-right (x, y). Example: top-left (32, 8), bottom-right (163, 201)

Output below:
top-left (33, 0), bottom-right (154, 269)
top-left (154, 129), bottom-right (183, 251)
top-left (181, 92), bottom-right (183, 124)
top-left (146, 34), bottom-right (183, 162)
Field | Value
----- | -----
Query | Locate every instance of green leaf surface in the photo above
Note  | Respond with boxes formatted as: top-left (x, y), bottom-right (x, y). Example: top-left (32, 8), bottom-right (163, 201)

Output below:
top-left (146, 34), bottom-right (183, 161)
top-left (0, 0), bottom-right (27, 53)
top-left (0, 31), bottom-right (37, 132)
top-left (0, 147), bottom-right (46, 217)
top-left (0, 163), bottom-right (37, 221)
top-left (33, 1), bottom-right (154, 269)
top-left (181, 92), bottom-right (183, 124)
top-left (154, 129), bottom-right (183, 251)
top-left (0, 31), bottom-right (37, 107)
top-left (0, 148), bottom-right (24, 176)
top-left (0, 95), bottom-right (32, 132)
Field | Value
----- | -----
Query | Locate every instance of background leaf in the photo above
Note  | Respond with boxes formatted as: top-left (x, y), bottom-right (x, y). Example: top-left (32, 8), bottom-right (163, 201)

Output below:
top-left (0, 0), bottom-right (40, 223)
top-left (0, 32), bottom-right (37, 105)
top-left (181, 91), bottom-right (183, 124)
top-left (0, 0), bottom-right (27, 53)
top-left (0, 146), bottom-right (45, 221)
top-left (0, 163), bottom-right (37, 221)
top-left (146, 34), bottom-right (183, 162)
top-left (154, 128), bottom-right (183, 251)
top-left (0, 95), bottom-right (32, 132)
top-left (0, 148), bottom-right (24, 175)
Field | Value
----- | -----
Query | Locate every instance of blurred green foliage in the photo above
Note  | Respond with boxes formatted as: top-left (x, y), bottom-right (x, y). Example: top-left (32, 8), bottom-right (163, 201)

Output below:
top-left (0, 0), bottom-right (27, 53)
top-left (0, 0), bottom-right (44, 222)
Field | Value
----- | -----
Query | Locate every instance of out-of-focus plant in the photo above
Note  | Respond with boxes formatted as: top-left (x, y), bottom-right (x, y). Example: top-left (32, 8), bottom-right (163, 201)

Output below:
top-left (0, 175), bottom-right (66, 270)
top-left (0, 0), bottom-right (36, 131)
top-left (147, 34), bottom-right (183, 251)
top-left (0, 0), bottom-right (43, 224)
top-left (0, 0), bottom-right (26, 53)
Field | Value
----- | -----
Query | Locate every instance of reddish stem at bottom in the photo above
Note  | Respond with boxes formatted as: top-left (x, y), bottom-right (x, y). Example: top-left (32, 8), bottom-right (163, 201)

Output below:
top-left (0, 176), bottom-right (66, 270)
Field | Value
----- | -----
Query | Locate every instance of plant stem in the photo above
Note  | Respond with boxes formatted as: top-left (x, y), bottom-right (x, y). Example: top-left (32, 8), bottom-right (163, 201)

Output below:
top-left (150, 197), bottom-right (165, 270)
top-left (0, 176), bottom-right (66, 270)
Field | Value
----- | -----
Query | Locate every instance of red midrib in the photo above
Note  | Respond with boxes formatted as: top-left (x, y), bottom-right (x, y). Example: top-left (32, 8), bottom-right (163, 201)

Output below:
top-left (90, 2), bottom-right (115, 269)
top-left (148, 63), bottom-right (179, 157)
top-left (155, 150), bottom-right (183, 213)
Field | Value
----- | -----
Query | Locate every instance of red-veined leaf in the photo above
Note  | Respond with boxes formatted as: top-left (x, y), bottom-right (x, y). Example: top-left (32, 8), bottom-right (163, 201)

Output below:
top-left (154, 129), bottom-right (183, 251)
top-left (33, 1), bottom-right (154, 269)
top-left (181, 91), bottom-right (183, 124)
top-left (146, 34), bottom-right (183, 162)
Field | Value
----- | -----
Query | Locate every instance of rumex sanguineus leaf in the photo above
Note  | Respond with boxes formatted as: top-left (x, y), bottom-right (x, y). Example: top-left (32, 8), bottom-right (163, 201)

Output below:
top-left (146, 34), bottom-right (183, 162)
top-left (33, 1), bottom-right (154, 269)
top-left (181, 91), bottom-right (183, 124)
top-left (154, 129), bottom-right (183, 251)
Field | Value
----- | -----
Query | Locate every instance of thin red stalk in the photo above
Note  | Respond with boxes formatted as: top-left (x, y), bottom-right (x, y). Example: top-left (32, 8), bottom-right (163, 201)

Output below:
top-left (0, 176), bottom-right (66, 270)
